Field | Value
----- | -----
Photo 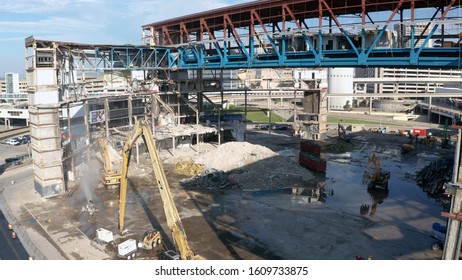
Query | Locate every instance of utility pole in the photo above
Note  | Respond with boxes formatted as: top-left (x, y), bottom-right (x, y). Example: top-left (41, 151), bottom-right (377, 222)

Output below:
top-left (442, 127), bottom-right (462, 260)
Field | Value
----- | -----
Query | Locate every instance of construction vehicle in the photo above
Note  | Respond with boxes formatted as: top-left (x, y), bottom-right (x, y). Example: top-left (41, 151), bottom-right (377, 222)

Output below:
top-left (441, 119), bottom-right (451, 149)
top-left (362, 153), bottom-right (390, 189)
top-left (98, 137), bottom-right (121, 188)
top-left (118, 119), bottom-right (202, 260)
top-left (420, 132), bottom-right (437, 147)
top-left (141, 229), bottom-right (162, 250)
top-left (401, 134), bottom-right (417, 154)
top-left (338, 123), bottom-right (352, 143)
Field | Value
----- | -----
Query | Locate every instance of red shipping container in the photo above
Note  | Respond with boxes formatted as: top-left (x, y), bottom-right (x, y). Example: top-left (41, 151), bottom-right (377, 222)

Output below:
top-left (299, 151), bottom-right (326, 173)
top-left (300, 140), bottom-right (321, 155)
top-left (412, 129), bottom-right (426, 137)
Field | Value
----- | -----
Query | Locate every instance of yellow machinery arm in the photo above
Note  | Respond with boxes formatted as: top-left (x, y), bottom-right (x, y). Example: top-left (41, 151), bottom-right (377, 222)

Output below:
top-left (98, 137), bottom-right (113, 174)
top-left (118, 120), bottom-right (197, 260)
top-left (98, 138), bottom-right (121, 187)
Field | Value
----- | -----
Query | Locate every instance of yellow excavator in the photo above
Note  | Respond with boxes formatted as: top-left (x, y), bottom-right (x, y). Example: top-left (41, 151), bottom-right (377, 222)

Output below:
top-left (338, 123), bottom-right (352, 143)
top-left (118, 119), bottom-right (202, 260)
top-left (362, 153), bottom-right (390, 189)
top-left (98, 137), bottom-right (121, 188)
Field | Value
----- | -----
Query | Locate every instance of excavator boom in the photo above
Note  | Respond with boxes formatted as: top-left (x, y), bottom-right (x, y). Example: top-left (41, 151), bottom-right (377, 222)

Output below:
top-left (98, 137), bottom-right (121, 187)
top-left (118, 120), bottom-right (197, 260)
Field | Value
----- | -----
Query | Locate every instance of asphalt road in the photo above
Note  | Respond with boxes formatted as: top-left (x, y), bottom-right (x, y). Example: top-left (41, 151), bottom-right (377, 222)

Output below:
top-left (0, 211), bottom-right (29, 260)
top-left (0, 141), bottom-right (31, 260)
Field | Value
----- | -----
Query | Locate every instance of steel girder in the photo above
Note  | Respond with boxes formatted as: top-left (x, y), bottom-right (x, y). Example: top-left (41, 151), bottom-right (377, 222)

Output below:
top-left (26, 0), bottom-right (462, 71)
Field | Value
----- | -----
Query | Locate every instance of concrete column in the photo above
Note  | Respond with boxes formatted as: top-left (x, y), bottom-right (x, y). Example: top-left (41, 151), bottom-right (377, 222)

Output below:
top-left (244, 90), bottom-right (248, 141)
top-left (104, 98), bottom-right (109, 137)
top-left (29, 105), bottom-right (65, 197)
top-left (128, 96), bottom-right (133, 126)
top-left (269, 91), bottom-right (272, 135)
top-left (428, 97), bottom-right (432, 123)
top-left (442, 188), bottom-right (462, 260)
top-left (66, 104), bottom-right (75, 180)
top-left (218, 109), bottom-right (221, 145)
top-left (84, 100), bottom-right (90, 164)
top-left (369, 97), bottom-right (373, 115)
top-left (442, 129), bottom-right (462, 260)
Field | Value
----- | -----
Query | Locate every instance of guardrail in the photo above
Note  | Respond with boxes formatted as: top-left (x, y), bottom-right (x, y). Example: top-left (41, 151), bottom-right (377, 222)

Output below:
top-left (0, 127), bottom-right (30, 141)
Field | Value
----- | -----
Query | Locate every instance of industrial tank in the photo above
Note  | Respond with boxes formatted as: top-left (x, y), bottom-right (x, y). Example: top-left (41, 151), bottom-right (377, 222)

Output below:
top-left (328, 68), bottom-right (354, 110)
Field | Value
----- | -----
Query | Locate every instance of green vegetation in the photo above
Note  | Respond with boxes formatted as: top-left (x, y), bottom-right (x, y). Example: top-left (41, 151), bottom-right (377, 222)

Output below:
top-left (327, 116), bottom-right (396, 126)
top-left (227, 106), bottom-right (286, 122)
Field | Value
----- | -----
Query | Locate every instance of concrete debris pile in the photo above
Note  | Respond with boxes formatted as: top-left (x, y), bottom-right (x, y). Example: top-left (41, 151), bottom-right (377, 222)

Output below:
top-left (180, 168), bottom-right (229, 190)
top-left (229, 156), bottom-right (314, 190)
top-left (174, 160), bottom-right (204, 177)
top-left (416, 158), bottom-right (453, 199)
top-left (322, 142), bottom-right (353, 153)
top-left (191, 141), bottom-right (314, 191)
top-left (194, 142), bottom-right (278, 172)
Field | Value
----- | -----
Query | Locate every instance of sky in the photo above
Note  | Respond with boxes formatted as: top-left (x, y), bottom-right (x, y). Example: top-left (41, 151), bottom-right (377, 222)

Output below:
top-left (0, 0), bottom-right (250, 77)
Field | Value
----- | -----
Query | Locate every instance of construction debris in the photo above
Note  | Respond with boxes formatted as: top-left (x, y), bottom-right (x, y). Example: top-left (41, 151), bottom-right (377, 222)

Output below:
top-left (180, 168), bottom-right (230, 190)
top-left (174, 160), bottom-right (204, 177)
top-left (81, 200), bottom-right (98, 215)
top-left (228, 156), bottom-right (314, 191)
top-left (416, 158), bottom-right (453, 203)
top-left (322, 142), bottom-right (354, 153)
top-left (194, 142), bottom-right (277, 172)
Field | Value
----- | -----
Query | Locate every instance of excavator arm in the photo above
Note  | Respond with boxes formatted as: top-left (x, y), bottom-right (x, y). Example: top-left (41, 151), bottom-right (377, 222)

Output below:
top-left (98, 137), bottom-right (121, 187)
top-left (118, 120), bottom-right (197, 260)
top-left (98, 137), bottom-right (112, 173)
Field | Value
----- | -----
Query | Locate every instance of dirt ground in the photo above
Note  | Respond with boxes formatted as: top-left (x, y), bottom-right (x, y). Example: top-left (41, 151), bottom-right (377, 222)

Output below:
top-left (21, 123), bottom-right (455, 260)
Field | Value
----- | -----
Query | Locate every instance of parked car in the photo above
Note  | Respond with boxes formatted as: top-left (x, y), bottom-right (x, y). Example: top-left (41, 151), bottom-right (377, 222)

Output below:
top-left (5, 139), bottom-right (20, 146)
top-left (21, 137), bottom-right (30, 144)
top-left (5, 157), bottom-right (20, 163)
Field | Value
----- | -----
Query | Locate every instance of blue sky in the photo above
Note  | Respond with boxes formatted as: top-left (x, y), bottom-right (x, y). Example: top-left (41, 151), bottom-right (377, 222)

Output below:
top-left (0, 0), bottom-right (249, 77)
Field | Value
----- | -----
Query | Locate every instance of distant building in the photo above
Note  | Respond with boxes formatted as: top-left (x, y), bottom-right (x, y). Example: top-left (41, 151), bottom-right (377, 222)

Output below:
top-left (0, 73), bottom-right (28, 103)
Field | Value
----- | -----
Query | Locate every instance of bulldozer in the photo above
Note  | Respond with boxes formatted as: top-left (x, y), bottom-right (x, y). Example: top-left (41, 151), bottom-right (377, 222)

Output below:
top-left (363, 153), bottom-right (390, 189)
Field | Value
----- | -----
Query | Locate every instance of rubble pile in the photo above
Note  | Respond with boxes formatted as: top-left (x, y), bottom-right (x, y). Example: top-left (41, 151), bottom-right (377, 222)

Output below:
top-left (180, 168), bottom-right (229, 190)
top-left (416, 158), bottom-right (453, 197)
top-left (187, 142), bottom-right (314, 191)
top-left (194, 142), bottom-right (277, 172)
top-left (228, 156), bottom-right (314, 190)
top-left (174, 160), bottom-right (204, 176)
top-left (322, 142), bottom-right (354, 153)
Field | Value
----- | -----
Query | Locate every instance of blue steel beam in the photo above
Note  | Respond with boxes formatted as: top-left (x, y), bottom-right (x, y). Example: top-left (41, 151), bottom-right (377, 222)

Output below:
top-left (62, 44), bottom-right (461, 70)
